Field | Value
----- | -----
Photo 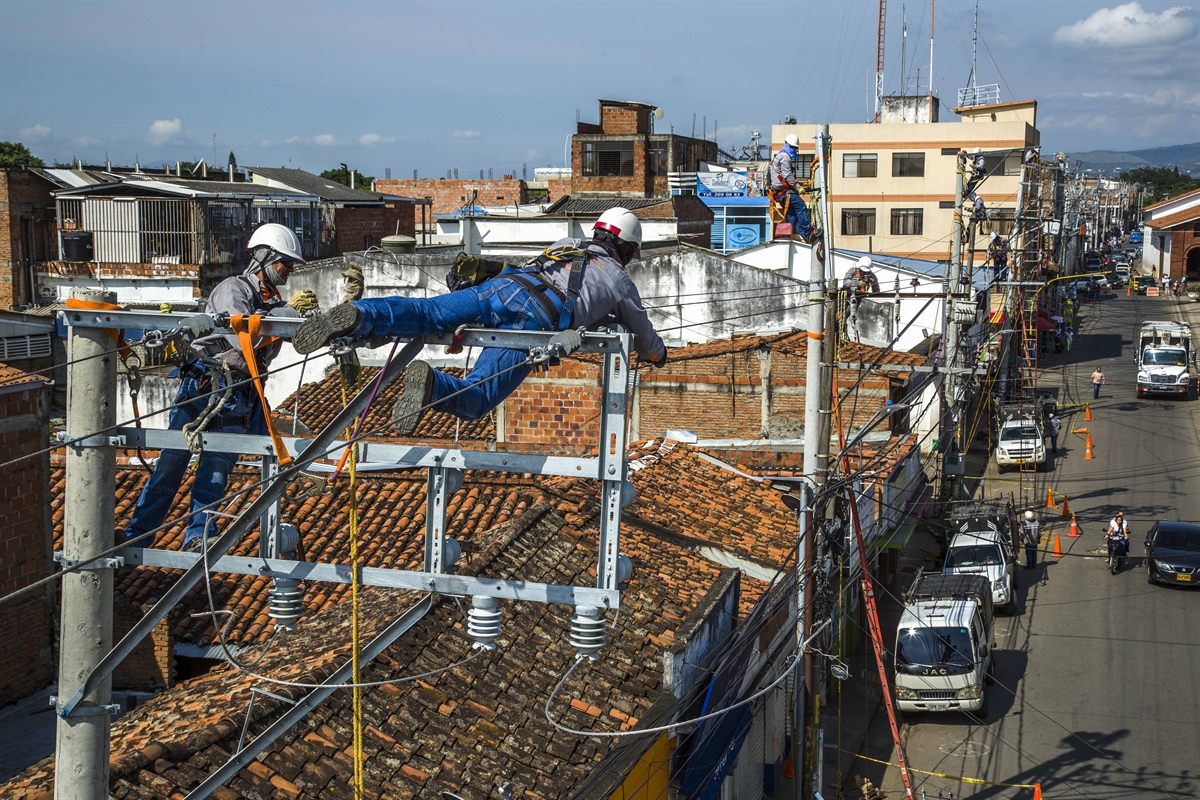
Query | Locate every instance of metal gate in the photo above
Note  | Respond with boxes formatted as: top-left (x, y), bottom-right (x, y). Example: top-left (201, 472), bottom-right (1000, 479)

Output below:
top-left (731, 696), bottom-right (766, 800)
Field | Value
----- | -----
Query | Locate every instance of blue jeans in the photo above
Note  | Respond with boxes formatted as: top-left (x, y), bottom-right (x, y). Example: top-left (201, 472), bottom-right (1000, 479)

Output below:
top-left (353, 278), bottom-right (554, 420)
top-left (784, 190), bottom-right (812, 239)
top-left (124, 374), bottom-right (266, 548)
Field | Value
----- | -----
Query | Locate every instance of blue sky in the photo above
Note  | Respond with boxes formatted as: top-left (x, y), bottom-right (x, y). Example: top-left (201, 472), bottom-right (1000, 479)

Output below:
top-left (2, 0), bottom-right (1197, 176)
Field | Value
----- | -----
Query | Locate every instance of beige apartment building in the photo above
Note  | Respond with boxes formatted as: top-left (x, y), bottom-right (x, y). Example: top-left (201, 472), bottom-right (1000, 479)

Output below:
top-left (773, 97), bottom-right (1040, 260)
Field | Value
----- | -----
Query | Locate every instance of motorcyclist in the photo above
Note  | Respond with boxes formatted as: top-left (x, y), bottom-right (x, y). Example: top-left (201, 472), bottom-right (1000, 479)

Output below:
top-left (1107, 510), bottom-right (1130, 566)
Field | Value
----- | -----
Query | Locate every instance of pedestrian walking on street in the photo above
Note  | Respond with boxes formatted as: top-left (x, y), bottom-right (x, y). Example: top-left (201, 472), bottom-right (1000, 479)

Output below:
top-left (1091, 366), bottom-right (1106, 399)
top-left (1022, 511), bottom-right (1041, 569)
top-left (1047, 414), bottom-right (1063, 454)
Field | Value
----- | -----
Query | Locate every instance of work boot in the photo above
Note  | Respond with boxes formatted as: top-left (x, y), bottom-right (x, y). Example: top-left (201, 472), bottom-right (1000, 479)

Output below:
top-left (392, 361), bottom-right (435, 436)
top-left (292, 303), bottom-right (362, 355)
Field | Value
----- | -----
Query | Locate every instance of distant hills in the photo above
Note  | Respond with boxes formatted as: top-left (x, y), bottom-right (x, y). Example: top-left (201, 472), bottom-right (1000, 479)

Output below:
top-left (1067, 142), bottom-right (1200, 177)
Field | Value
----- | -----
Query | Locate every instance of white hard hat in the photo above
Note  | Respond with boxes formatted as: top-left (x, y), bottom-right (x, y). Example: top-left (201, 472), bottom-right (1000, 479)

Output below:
top-left (1025, 510), bottom-right (1035, 520)
top-left (246, 223), bottom-right (305, 265)
top-left (855, 255), bottom-right (872, 269)
top-left (594, 206), bottom-right (642, 248)
top-left (971, 146), bottom-right (983, 155)
top-left (990, 231), bottom-right (999, 240)
top-left (784, 133), bottom-right (801, 148)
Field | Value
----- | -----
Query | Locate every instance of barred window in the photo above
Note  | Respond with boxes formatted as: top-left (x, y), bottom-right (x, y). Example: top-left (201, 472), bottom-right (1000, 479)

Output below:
top-left (842, 209), bottom-right (877, 236)
top-left (892, 152), bottom-right (926, 177)
top-left (581, 141), bottom-right (634, 177)
top-left (843, 153), bottom-right (878, 178)
top-left (891, 208), bottom-right (924, 236)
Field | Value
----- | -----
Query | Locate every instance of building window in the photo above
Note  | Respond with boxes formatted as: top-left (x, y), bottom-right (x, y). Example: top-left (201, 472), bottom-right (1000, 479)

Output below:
top-left (892, 152), bottom-right (926, 177)
top-left (891, 208), bottom-right (923, 236)
top-left (843, 153), bottom-right (878, 178)
top-left (649, 141), bottom-right (669, 176)
top-left (581, 141), bottom-right (634, 177)
top-left (842, 209), bottom-right (877, 236)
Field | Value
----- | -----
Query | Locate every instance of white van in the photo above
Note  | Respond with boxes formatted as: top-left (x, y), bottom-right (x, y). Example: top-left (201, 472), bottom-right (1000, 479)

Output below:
top-left (943, 529), bottom-right (1018, 613)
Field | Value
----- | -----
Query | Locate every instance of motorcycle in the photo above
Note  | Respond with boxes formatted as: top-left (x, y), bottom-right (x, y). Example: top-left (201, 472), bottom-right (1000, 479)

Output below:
top-left (1107, 535), bottom-right (1129, 574)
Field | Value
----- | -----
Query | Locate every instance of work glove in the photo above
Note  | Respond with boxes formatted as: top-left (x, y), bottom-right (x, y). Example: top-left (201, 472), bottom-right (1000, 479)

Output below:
top-left (287, 289), bottom-right (319, 314)
top-left (179, 314), bottom-right (215, 341)
top-left (445, 268), bottom-right (474, 292)
top-left (454, 253), bottom-right (487, 282)
top-left (546, 328), bottom-right (583, 358)
top-left (340, 264), bottom-right (364, 303)
top-left (646, 349), bottom-right (668, 368)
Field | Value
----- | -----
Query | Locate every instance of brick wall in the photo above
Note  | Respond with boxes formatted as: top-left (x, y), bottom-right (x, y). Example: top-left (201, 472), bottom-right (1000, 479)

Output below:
top-left (1, 169), bottom-right (58, 310)
top-left (374, 178), bottom-right (528, 218)
top-left (334, 202), bottom-right (415, 253)
top-left (497, 345), bottom-right (897, 453)
top-left (0, 378), bottom-right (54, 706)
top-left (1169, 226), bottom-right (1200, 281)
top-left (601, 105), bottom-right (651, 135)
top-left (112, 596), bottom-right (174, 691)
top-left (571, 137), bottom-right (651, 196)
top-left (546, 178), bottom-right (572, 203)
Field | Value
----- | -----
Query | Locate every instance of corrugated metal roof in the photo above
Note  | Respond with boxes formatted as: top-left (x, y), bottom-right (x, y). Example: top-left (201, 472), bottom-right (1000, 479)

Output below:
top-left (543, 196), bottom-right (669, 216)
top-left (32, 168), bottom-right (120, 188)
top-left (247, 167), bottom-right (405, 202)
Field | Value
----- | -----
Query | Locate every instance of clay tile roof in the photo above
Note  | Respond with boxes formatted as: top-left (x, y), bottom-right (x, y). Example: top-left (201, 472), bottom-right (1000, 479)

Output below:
top-left (14, 444), bottom-right (791, 798)
top-left (280, 364), bottom-right (496, 443)
top-left (0, 363), bottom-right (45, 389)
top-left (668, 329), bottom-right (928, 372)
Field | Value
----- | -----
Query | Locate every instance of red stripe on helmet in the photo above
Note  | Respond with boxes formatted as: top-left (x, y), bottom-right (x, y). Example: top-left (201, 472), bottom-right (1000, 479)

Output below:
top-left (595, 220), bottom-right (622, 237)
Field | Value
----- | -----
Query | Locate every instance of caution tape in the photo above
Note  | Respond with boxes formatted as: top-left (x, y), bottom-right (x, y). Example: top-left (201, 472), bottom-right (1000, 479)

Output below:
top-left (840, 749), bottom-right (1042, 794)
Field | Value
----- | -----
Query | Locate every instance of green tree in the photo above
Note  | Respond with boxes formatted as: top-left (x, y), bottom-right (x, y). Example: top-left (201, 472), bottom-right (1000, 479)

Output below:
top-left (228, 151), bottom-right (238, 169)
top-left (1122, 166), bottom-right (1199, 204)
top-left (320, 166), bottom-right (375, 190)
top-left (0, 141), bottom-right (46, 168)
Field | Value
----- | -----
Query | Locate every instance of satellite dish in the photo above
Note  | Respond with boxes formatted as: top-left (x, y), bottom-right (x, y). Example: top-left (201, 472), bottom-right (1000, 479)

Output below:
top-left (654, 108), bottom-right (665, 120)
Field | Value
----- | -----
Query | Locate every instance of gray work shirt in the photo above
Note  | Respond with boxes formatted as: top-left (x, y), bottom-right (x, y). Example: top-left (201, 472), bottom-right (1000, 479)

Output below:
top-left (770, 147), bottom-right (797, 191)
top-left (191, 272), bottom-right (287, 376)
top-left (535, 238), bottom-right (666, 363)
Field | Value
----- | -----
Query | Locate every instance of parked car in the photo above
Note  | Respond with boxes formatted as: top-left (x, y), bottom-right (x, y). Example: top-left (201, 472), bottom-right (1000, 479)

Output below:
top-left (1137, 275), bottom-right (1158, 295)
top-left (1130, 230), bottom-right (1144, 244)
top-left (1113, 267), bottom-right (1130, 286)
top-left (1145, 520), bottom-right (1200, 586)
top-left (944, 529), bottom-right (1018, 613)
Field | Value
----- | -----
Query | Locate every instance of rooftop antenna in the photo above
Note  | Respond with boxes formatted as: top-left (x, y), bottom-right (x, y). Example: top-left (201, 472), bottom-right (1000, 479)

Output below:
top-left (874, 0), bottom-right (887, 121)
top-left (928, 0), bottom-right (935, 115)
top-left (901, 4), bottom-right (907, 95)
top-left (969, 0), bottom-right (979, 95)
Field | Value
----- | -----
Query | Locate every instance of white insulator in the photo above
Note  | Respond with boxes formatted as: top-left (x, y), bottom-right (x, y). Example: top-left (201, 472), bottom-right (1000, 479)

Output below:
top-left (467, 595), bottom-right (503, 650)
top-left (268, 576), bottom-right (304, 631)
top-left (570, 606), bottom-right (607, 660)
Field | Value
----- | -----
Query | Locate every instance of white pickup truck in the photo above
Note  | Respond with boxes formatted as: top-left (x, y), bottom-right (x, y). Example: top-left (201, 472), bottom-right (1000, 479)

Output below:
top-left (993, 404), bottom-right (1046, 472)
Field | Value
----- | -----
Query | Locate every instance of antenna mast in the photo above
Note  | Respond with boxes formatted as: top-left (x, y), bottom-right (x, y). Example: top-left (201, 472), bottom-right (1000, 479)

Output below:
top-left (928, 0), bottom-right (935, 115)
top-left (969, 0), bottom-right (979, 93)
top-left (901, 5), bottom-right (907, 94)
top-left (875, 0), bottom-right (887, 122)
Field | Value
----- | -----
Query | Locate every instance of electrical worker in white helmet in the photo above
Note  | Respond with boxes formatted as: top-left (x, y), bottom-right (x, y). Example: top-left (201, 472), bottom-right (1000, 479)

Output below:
top-left (293, 206), bottom-right (667, 436)
top-left (770, 133), bottom-right (814, 241)
top-left (123, 223), bottom-right (315, 552)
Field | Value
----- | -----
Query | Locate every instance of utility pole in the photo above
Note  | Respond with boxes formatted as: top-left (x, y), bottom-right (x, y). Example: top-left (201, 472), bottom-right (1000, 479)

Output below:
top-left (941, 159), bottom-right (965, 500)
top-left (796, 124), bottom-right (833, 800)
top-left (55, 289), bottom-right (119, 800)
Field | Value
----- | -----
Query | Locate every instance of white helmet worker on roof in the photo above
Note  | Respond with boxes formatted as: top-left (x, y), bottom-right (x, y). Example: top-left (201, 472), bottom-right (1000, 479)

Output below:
top-left (1025, 510), bottom-right (1035, 520)
top-left (784, 133), bottom-right (801, 148)
top-left (971, 146), bottom-right (982, 154)
top-left (856, 255), bottom-right (872, 269)
top-left (245, 223), bottom-right (306, 288)
top-left (593, 206), bottom-right (643, 266)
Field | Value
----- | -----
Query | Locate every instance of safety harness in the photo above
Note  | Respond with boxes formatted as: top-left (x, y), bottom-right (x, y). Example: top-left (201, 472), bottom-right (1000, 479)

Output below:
top-left (489, 244), bottom-right (591, 331)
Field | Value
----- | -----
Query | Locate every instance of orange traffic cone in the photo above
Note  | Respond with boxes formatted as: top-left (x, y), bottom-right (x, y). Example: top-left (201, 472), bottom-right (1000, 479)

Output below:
top-left (1069, 515), bottom-right (1081, 537)
top-left (1127, 284), bottom-right (1132, 297)
top-left (1085, 403), bottom-right (1094, 421)
top-left (1052, 533), bottom-right (1063, 558)
top-left (1061, 497), bottom-right (1071, 517)
top-left (1085, 433), bottom-right (1095, 460)
top-left (1035, 784), bottom-right (1043, 800)
top-left (1073, 426), bottom-right (1089, 435)
top-left (1047, 487), bottom-right (1056, 508)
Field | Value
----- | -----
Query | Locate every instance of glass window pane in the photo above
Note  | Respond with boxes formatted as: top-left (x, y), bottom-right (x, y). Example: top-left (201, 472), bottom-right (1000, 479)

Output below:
top-left (892, 152), bottom-right (925, 177)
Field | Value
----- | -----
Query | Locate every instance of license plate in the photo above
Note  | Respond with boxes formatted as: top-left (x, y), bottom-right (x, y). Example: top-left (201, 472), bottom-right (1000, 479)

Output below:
top-left (927, 703), bottom-right (949, 711)
top-left (1177, 574), bottom-right (1192, 582)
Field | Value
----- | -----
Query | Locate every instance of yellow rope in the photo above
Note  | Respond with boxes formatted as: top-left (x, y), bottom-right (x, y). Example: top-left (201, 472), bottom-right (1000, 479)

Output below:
top-left (338, 364), bottom-right (365, 800)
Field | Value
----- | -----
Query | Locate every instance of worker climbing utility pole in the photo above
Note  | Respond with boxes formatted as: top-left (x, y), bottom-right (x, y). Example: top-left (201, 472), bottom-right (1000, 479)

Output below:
top-left (55, 289), bottom-right (119, 800)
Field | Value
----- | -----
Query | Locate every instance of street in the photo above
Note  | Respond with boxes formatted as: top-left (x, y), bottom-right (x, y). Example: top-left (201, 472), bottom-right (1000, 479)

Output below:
top-left (866, 289), bottom-right (1200, 799)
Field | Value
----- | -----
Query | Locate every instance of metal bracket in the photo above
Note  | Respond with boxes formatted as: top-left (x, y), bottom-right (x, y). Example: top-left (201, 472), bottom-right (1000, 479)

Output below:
top-left (58, 432), bottom-right (125, 448)
top-left (54, 551), bottom-right (124, 571)
top-left (51, 696), bottom-right (121, 718)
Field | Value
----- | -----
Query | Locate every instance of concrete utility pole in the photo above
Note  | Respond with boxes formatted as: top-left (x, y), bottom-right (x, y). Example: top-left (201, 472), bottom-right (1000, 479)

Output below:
top-left (941, 161), bottom-right (965, 500)
top-left (55, 289), bottom-right (119, 800)
top-left (795, 124), bottom-right (834, 800)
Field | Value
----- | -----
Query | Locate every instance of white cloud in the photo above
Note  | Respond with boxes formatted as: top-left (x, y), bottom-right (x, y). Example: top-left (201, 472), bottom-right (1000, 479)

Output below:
top-left (358, 133), bottom-right (395, 146)
top-left (314, 134), bottom-right (336, 146)
top-left (19, 124), bottom-right (51, 140)
top-left (1053, 2), bottom-right (1196, 48)
top-left (285, 136), bottom-right (302, 144)
top-left (450, 129), bottom-right (481, 139)
top-left (73, 136), bottom-right (101, 147)
top-left (147, 118), bottom-right (183, 145)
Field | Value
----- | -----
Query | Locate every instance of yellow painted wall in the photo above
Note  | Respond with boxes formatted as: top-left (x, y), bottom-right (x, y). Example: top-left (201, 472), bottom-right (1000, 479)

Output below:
top-left (607, 732), bottom-right (674, 800)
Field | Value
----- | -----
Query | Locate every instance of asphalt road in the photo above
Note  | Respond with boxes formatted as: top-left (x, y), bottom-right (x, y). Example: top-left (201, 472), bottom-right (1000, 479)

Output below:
top-left (869, 289), bottom-right (1200, 799)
